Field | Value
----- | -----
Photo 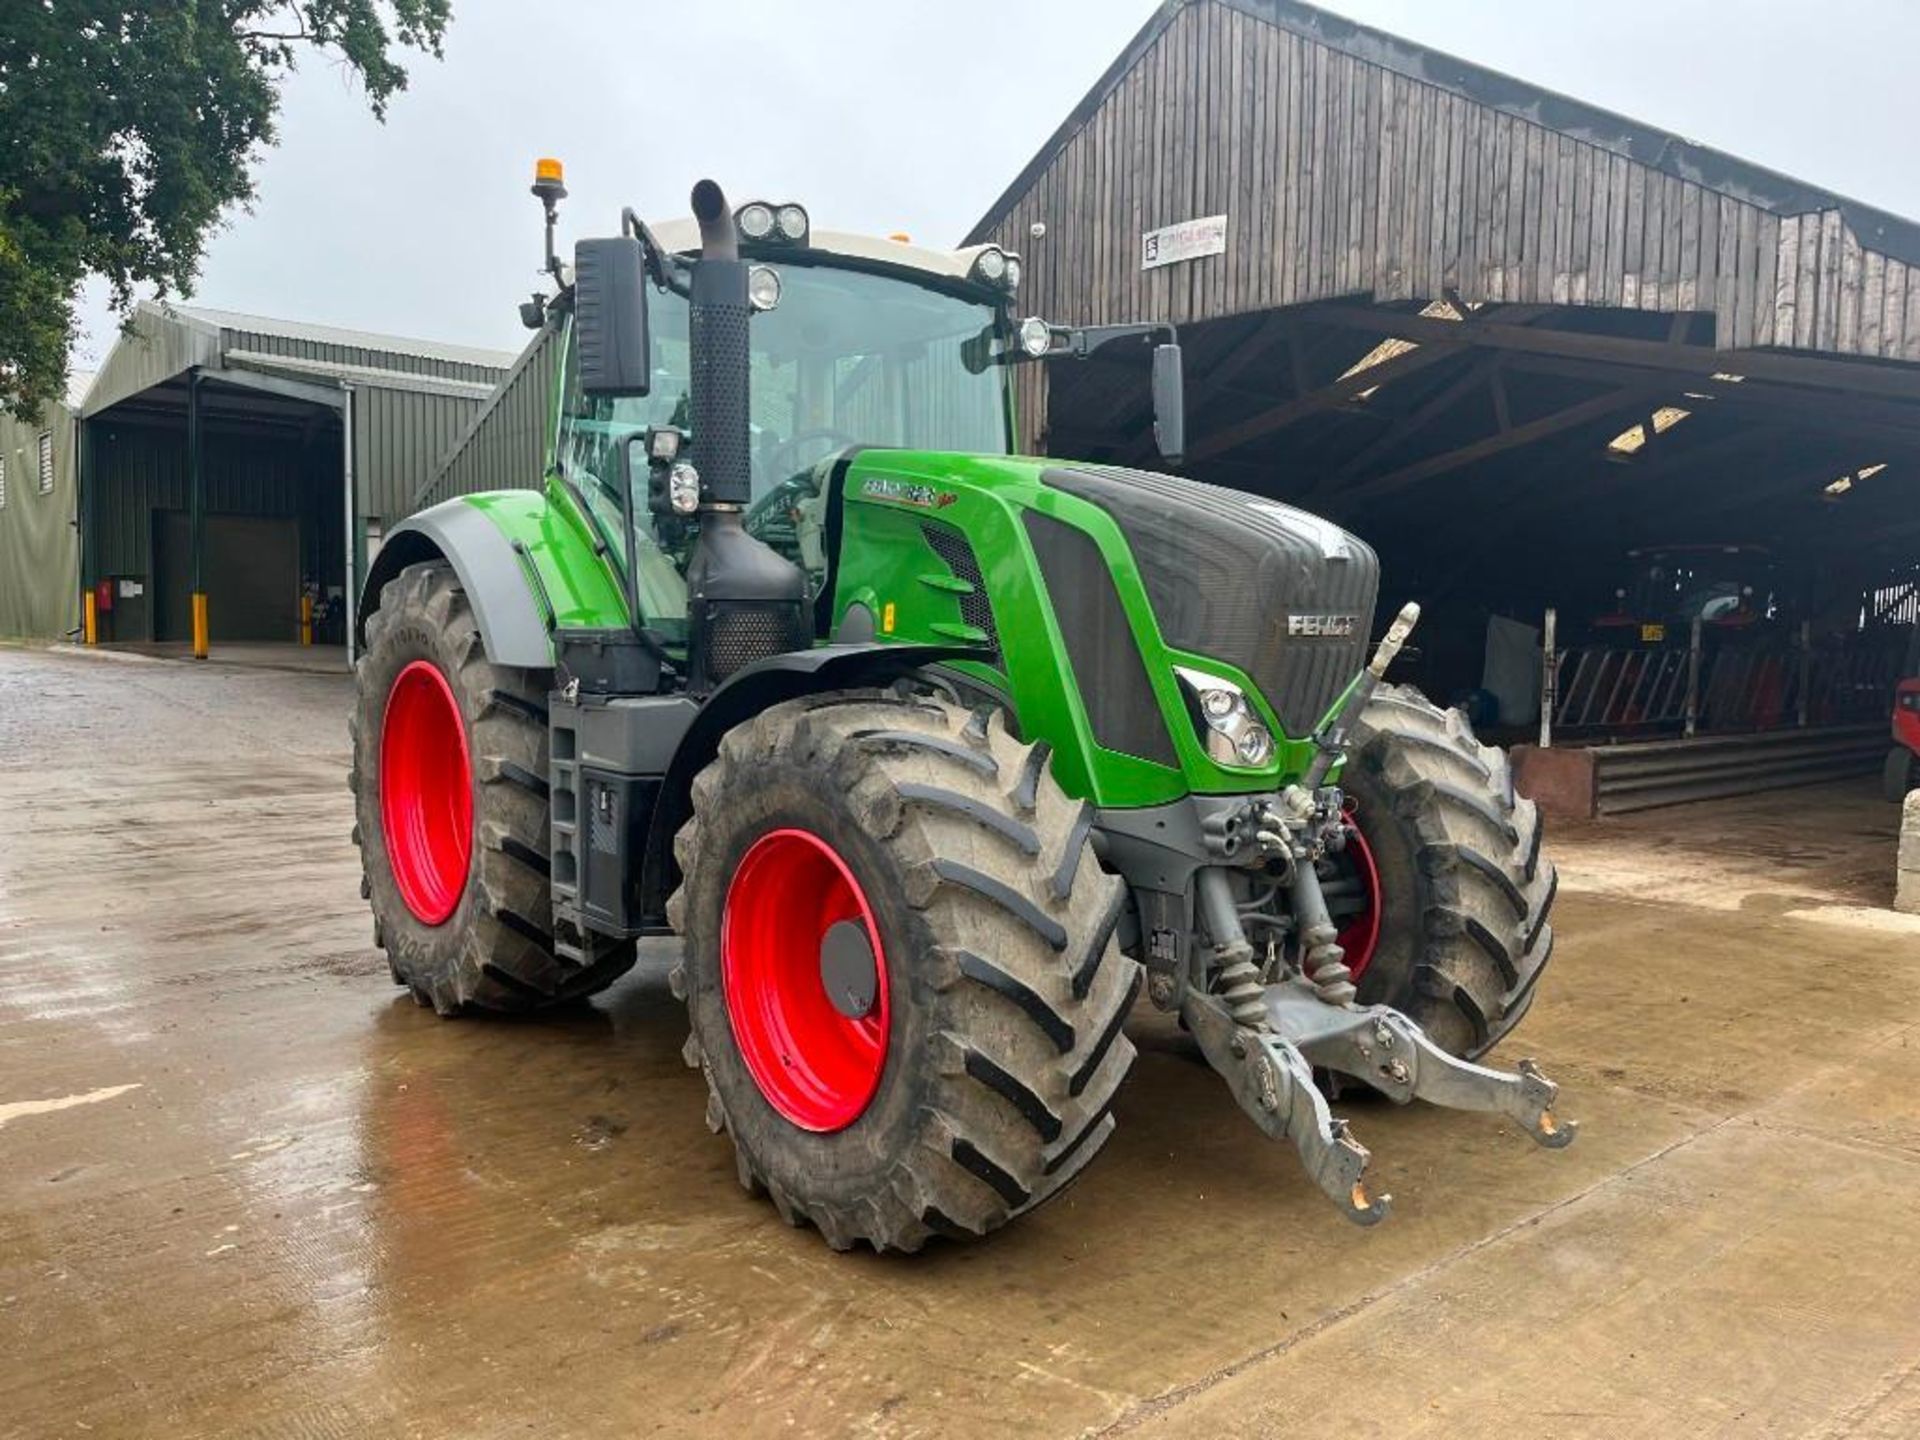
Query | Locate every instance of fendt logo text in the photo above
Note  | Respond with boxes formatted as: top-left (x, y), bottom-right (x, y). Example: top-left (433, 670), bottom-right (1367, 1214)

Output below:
top-left (1286, 613), bottom-right (1358, 638)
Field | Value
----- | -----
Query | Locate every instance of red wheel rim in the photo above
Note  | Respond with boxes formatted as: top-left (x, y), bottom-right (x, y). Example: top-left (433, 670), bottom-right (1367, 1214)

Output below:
top-left (380, 660), bottom-right (473, 926)
top-left (1333, 815), bottom-right (1382, 982)
top-left (722, 829), bottom-right (890, 1132)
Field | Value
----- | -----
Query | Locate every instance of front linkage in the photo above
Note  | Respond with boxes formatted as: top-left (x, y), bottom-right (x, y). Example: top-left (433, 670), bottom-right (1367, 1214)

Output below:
top-left (1180, 604), bottom-right (1576, 1224)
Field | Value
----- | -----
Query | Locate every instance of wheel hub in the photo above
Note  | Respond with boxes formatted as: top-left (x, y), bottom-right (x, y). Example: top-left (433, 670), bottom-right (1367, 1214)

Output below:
top-left (819, 919), bottom-right (879, 1019)
top-left (379, 659), bottom-right (473, 926)
top-left (721, 828), bottom-right (890, 1132)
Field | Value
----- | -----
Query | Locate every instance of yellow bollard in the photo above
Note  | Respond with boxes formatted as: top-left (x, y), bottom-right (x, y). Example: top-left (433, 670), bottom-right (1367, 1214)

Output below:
top-left (300, 592), bottom-right (313, 646)
top-left (191, 592), bottom-right (209, 659)
top-left (83, 589), bottom-right (98, 645)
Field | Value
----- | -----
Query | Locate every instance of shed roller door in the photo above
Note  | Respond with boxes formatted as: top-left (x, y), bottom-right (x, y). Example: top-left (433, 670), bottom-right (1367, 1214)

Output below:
top-left (156, 511), bottom-right (300, 643)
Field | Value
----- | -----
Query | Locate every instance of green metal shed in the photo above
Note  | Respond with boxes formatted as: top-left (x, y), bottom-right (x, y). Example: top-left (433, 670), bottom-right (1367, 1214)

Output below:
top-left (0, 375), bottom-right (85, 641)
top-left (74, 302), bottom-right (513, 659)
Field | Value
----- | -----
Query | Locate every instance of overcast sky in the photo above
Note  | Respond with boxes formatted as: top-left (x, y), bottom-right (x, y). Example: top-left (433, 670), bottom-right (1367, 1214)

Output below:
top-left (71, 0), bottom-right (1920, 373)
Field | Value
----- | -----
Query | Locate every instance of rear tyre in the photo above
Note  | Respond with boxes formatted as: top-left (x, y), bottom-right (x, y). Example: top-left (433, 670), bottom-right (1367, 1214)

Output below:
top-left (1332, 684), bottom-right (1556, 1059)
top-left (1884, 746), bottom-right (1916, 803)
top-left (350, 560), bottom-right (635, 1014)
top-left (667, 691), bottom-right (1140, 1252)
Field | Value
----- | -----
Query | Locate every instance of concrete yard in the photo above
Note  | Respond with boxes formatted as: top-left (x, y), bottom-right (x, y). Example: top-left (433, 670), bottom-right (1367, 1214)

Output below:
top-left (3, 645), bottom-right (1919, 1439)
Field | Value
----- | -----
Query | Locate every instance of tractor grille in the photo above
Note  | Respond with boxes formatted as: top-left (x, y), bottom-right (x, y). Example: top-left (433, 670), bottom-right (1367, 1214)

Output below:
top-left (702, 603), bottom-right (803, 682)
top-left (1042, 466), bottom-right (1380, 739)
top-left (1024, 510), bottom-right (1178, 766)
top-left (920, 522), bottom-right (999, 647)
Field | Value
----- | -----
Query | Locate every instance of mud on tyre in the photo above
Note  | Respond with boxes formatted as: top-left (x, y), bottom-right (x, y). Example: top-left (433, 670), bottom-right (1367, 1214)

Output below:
top-left (667, 691), bottom-right (1140, 1252)
top-left (1333, 683), bottom-right (1556, 1059)
top-left (350, 559), bottom-right (635, 1013)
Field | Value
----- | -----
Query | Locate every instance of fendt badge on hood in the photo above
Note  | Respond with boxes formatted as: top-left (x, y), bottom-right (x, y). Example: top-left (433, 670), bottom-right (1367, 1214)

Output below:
top-left (1286, 612), bottom-right (1359, 638)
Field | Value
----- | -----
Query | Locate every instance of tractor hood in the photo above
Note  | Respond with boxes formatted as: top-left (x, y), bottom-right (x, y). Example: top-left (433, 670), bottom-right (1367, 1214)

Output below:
top-left (1041, 466), bottom-right (1380, 739)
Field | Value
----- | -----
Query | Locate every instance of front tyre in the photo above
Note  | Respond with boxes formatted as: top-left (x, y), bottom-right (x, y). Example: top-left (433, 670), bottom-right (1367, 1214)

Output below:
top-left (668, 692), bottom-right (1140, 1252)
top-left (350, 560), bottom-right (635, 1013)
top-left (1330, 684), bottom-right (1557, 1059)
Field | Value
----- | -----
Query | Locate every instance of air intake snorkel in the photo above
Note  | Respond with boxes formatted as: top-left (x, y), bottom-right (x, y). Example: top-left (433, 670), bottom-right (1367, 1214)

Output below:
top-left (681, 179), bottom-right (809, 692)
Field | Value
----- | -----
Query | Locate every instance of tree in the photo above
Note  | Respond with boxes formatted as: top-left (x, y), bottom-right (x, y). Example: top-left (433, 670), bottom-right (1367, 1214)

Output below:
top-left (0, 1), bottom-right (452, 419)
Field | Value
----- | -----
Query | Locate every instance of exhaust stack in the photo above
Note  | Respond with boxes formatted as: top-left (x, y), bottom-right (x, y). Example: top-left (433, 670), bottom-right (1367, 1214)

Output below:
top-left (681, 179), bottom-right (809, 692)
top-left (688, 179), bottom-right (752, 509)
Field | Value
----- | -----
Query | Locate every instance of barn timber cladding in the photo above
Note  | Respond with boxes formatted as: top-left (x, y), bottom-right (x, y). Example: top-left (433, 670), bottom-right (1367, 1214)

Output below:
top-left (968, 0), bottom-right (1920, 360)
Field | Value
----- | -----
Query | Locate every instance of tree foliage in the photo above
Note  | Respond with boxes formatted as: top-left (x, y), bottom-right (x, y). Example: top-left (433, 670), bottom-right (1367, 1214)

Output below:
top-left (0, 1), bottom-right (452, 419)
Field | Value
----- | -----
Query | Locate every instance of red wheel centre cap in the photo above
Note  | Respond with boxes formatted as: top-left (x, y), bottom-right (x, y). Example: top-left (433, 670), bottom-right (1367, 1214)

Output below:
top-left (722, 829), bottom-right (890, 1132)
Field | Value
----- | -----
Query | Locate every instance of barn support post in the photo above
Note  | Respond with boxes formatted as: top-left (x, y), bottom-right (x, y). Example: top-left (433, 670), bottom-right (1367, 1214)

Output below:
top-left (342, 385), bottom-right (358, 667)
top-left (1539, 607), bottom-right (1556, 749)
top-left (78, 417), bottom-right (95, 644)
top-left (187, 369), bottom-right (208, 660)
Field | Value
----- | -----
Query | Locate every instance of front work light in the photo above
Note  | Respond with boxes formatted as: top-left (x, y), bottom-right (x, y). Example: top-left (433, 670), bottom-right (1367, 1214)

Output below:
top-left (1017, 316), bottom-right (1055, 358)
top-left (970, 245), bottom-right (1023, 292)
top-left (747, 264), bottom-right (782, 312)
top-left (736, 201), bottom-right (809, 246)
top-left (737, 203), bottom-right (776, 241)
top-left (668, 462), bottom-right (701, 515)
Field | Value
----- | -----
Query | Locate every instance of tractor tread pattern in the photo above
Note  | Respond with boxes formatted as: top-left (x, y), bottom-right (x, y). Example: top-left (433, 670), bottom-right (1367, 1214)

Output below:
top-left (1346, 682), bottom-right (1557, 1058)
top-left (350, 560), bottom-right (636, 1015)
top-left (666, 692), bottom-right (1139, 1252)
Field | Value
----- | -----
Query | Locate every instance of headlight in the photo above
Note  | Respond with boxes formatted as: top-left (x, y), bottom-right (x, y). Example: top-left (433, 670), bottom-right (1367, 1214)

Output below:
top-left (737, 203), bottom-right (775, 241)
top-left (1017, 315), bottom-right (1054, 357)
top-left (1003, 255), bottom-right (1022, 291)
top-left (747, 264), bottom-right (782, 312)
top-left (1235, 726), bottom-right (1274, 766)
top-left (1173, 666), bottom-right (1276, 770)
top-left (775, 203), bottom-right (808, 242)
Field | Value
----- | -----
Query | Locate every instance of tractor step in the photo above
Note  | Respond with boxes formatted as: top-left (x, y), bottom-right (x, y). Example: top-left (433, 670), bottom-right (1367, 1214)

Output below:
top-left (1182, 979), bottom-right (1576, 1226)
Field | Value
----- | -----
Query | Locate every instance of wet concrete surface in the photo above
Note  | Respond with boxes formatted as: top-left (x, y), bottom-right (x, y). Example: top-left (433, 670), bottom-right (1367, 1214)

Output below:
top-left (3, 645), bottom-right (1918, 1438)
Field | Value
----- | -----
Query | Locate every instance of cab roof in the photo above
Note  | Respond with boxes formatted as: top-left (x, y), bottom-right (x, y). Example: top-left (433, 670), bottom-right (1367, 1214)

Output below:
top-left (645, 217), bottom-right (1008, 292)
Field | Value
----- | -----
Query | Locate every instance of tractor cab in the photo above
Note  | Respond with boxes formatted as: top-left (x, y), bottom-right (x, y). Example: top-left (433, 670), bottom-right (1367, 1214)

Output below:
top-left (553, 218), bottom-right (1023, 637)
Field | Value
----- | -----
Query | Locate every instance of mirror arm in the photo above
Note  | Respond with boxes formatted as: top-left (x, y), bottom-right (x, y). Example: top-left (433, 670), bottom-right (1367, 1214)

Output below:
top-left (1064, 321), bottom-right (1179, 358)
top-left (621, 207), bottom-right (693, 297)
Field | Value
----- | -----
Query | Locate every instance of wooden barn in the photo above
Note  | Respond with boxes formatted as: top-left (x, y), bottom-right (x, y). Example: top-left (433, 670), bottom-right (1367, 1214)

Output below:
top-left (969, 0), bottom-right (1920, 794)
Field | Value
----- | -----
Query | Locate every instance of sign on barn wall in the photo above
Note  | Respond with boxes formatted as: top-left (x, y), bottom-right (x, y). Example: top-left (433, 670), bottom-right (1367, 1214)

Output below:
top-left (1141, 215), bottom-right (1227, 270)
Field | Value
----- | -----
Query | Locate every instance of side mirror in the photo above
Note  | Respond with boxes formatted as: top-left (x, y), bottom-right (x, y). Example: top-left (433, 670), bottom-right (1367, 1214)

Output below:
top-left (1151, 341), bottom-right (1185, 466)
top-left (574, 236), bottom-right (652, 397)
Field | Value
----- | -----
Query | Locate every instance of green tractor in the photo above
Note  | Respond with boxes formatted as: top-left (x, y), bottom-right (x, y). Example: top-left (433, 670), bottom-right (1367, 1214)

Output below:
top-left (350, 170), bottom-right (1570, 1250)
